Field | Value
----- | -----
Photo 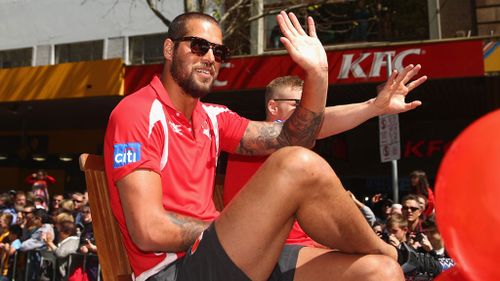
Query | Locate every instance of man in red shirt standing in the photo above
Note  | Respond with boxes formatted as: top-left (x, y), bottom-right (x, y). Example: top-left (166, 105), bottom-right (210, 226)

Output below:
top-left (104, 10), bottom-right (440, 281)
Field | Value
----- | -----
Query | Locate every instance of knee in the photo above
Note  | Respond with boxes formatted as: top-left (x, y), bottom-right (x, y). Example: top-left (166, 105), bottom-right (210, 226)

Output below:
top-left (267, 146), bottom-right (335, 186)
top-left (269, 147), bottom-right (325, 173)
top-left (357, 255), bottom-right (403, 281)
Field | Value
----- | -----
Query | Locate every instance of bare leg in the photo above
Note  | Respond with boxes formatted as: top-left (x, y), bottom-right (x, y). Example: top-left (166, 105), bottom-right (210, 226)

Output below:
top-left (294, 247), bottom-right (403, 281)
top-left (216, 146), bottom-right (398, 280)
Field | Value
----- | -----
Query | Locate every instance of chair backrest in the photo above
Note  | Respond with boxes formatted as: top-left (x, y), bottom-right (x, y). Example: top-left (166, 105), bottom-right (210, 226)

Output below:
top-left (79, 154), bottom-right (132, 281)
top-left (213, 174), bottom-right (225, 211)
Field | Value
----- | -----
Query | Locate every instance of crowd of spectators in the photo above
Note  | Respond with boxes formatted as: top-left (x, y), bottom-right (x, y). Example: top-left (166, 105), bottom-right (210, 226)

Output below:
top-left (356, 170), bottom-right (455, 280)
top-left (0, 171), bottom-right (97, 281)
top-left (0, 167), bottom-right (453, 280)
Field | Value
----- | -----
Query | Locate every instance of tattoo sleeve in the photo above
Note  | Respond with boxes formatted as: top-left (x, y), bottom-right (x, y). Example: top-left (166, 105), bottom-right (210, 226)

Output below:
top-left (237, 105), bottom-right (324, 156)
top-left (277, 105), bottom-right (324, 148)
top-left (166, 212), bottom-right (210, 250)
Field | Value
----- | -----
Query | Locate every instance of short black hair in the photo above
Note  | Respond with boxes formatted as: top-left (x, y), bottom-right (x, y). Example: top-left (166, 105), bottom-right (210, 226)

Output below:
top-left (33, 208), bottom-right (49, 223)
top-left (166, 12), bottom-right (219, 40)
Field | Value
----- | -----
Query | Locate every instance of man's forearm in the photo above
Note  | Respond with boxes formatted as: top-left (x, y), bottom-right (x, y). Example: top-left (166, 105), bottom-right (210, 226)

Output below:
top-left (166, 212), bottom-right (210, 251)
top-left (317, 98), bottom-right (382, 139)
top-left (278, 105), bottom-right (324, 148)
top-left (279, 68), bottom-right (327, 147)
top-left (234, 70), bottom-right (326, 155)
top-left (118, 170), bottom-right (212, 253)
top-left (299, 68), bottom-right (329, 113)
top-left (126, 210), bottom-right (210, 252)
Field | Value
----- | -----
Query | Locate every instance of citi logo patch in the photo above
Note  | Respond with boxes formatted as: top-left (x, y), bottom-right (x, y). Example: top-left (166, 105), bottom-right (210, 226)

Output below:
top-left (113, 142), bottom-right (141, 168)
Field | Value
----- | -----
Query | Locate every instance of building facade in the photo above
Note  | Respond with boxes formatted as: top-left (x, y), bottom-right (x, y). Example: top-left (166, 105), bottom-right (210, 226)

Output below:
top-left (0, 0), bottom-right (499, 199)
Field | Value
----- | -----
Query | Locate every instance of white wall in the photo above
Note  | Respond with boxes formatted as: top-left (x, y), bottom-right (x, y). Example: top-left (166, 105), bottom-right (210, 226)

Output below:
top-left (0, 0), bottom-right (184, 50)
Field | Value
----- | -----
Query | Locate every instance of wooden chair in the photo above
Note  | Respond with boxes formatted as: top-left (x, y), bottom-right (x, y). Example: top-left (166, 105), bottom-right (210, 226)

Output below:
top-left (213, 174), bottom-right (225, 211)
top-left (79, 154), bottom-right (132, 281)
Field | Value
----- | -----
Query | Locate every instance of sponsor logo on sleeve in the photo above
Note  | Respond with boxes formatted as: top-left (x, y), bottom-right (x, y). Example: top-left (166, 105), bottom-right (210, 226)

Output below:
top-left (113, 142), bottom-right (141, 168)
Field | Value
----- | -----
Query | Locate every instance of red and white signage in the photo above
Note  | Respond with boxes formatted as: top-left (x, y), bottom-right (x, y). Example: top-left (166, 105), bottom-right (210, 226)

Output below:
top-left (125, 39), bottom-right (484, 94)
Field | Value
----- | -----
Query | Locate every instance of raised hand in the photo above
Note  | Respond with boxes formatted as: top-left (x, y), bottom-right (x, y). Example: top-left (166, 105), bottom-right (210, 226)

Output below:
top-left (374, 64), bottom-right (427, 114)
top-left (276, 11), bottom-right (328, 73)
top-left (388, 234), bottom-right (401, 248)
top-left (80, 245), bottom-right (89, 254)
top-left (42, 231), bottom-right (54, 243)
top-left (419, 233), bottom-right (433, 252)
top-left (86, 238), bottom-right (97, 252)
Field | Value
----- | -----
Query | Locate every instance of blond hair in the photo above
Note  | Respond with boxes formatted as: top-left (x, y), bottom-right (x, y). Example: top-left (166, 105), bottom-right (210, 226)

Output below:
top-left (55, 211), bottom-right (74, 224)
top-left (265, 76), bottom-right (303, 104)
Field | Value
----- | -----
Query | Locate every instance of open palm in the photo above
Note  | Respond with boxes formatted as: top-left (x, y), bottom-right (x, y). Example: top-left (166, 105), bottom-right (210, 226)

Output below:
top-left (374, 64), bottom-right (427, 114)
top-left (276, 11), bottom-right (328, 72)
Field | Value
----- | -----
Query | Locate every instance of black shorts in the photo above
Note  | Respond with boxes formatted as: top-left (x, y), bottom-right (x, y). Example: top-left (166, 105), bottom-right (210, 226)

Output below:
top-left (147, 223), bottom-right (303, 281)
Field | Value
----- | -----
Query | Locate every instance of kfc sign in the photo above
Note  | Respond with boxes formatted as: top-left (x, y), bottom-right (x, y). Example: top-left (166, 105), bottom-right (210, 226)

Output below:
top-left (404, 139), bottom-right (453, 158)
top-left (125, 40), bottom-right (484, 94)
top-left (327, 40), bottom-right (483, 85)
top-left (338, 49), bottom-right (422, 79)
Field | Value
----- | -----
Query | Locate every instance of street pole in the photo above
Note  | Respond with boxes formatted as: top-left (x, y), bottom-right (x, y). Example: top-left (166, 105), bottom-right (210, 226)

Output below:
top-left (387, 54), bottom-right (399, 203)
top-left (392, 151), bottom-right (399, 202)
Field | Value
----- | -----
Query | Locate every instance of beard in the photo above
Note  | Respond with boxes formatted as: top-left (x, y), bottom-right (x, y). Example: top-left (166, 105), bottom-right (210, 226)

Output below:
top-left (170, 55), bottom-right (214, 98)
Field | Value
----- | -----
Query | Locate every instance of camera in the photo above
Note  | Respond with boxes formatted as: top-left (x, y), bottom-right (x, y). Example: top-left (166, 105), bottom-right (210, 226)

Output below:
top-left (414, 232), bottom-right (424, 242)
top-left (380, 232), bottom-right (390, 243)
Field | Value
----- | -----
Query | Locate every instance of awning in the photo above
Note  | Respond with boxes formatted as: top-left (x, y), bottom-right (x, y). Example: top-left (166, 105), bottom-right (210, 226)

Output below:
top-left (125, 39), bottom-right (485, 94)
top-left (0, 39), bottom-right (489, 102)
top-left (0, 59), bottom-right (123, 102)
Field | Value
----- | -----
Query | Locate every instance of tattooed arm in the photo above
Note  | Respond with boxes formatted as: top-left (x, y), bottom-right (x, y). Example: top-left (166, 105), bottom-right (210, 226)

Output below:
top-left (236, 12), bottom-right (328, 155)
top-left (117, 169), bottom-right (209, 252)
top-left (165, 212), bottom-right (210, 250)
top-left (236, 106), bottom-right (324, 155)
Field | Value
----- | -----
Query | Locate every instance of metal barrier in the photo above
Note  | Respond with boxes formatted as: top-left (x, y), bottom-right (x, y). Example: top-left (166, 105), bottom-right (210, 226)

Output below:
top-left (0, 249), bottom-right (101, 281)
top-left (0, 249), bottom-right (18, 281)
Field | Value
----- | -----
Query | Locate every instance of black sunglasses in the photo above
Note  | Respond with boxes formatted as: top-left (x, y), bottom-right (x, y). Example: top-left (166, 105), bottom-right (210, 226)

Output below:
top-left (402, 206), bottom-right (420, 212)
top-left (273, 98), bottom-right (300, 106)
top-left (173, 36), bottom-right (230, 63)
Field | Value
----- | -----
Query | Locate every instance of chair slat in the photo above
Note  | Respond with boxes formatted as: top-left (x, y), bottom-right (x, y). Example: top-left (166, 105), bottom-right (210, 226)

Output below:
top-left (80, 154), bottom-right (132, 281)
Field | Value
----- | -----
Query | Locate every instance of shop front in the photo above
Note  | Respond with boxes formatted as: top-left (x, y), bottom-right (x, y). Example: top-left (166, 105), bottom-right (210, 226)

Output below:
top-left (0, 38), bottom-right (497, 196)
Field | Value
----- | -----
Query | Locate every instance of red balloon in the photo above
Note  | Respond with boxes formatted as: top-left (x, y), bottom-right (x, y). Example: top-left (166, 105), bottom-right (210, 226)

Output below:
top-left (435, 109), bottom-right (500, 281)
top-left (434, 267), bottom-right (469, 281)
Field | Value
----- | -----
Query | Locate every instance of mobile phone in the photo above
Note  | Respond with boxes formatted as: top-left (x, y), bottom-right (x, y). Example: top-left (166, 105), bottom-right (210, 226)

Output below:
top-left (380, 232), bottom-right (390, 243)
top-left (415, 232), bottom-right (424, 242)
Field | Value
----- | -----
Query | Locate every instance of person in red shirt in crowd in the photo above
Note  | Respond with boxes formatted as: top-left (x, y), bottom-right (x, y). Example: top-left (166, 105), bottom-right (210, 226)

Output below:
top-left (104, 11), bottom-right (442, 281)
top-left (409, 170), bottom-right (435, 217)
top-left (26, 169), bottom-right (55, 207)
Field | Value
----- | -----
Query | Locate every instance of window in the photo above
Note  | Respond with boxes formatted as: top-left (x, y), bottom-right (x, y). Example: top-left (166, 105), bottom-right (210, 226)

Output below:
top-left (129, 33), bottom-right (166, 65)
top-left (262, 0), bottom-right (430, 51)
top-left (475, 0), bottom-right (500, 35)
top-left (0, 48), bottom-right (32, 68)
top-left (263, 0), bottom-right (285, 50)
top-left (55, 40), bottom-right (103, 63)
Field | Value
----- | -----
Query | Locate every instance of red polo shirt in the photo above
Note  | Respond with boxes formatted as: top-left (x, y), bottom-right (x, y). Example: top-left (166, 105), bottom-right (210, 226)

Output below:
top-left (104, 76), bottom-right (249, 281)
